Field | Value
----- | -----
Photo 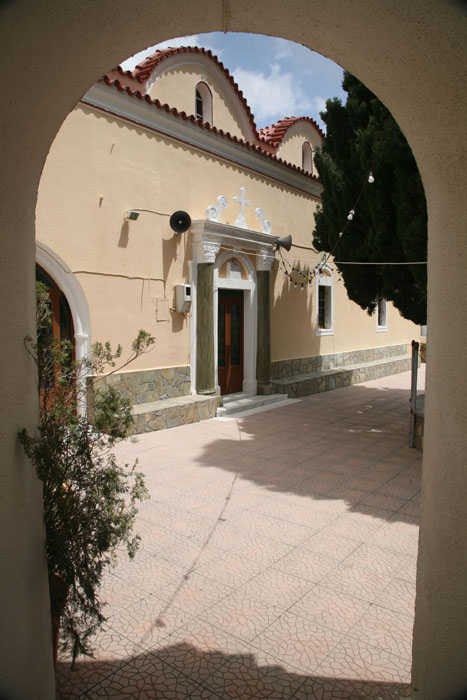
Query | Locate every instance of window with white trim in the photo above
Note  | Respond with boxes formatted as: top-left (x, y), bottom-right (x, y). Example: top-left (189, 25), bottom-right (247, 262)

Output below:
top-left (302, 141), bottom-right (313, 174)
top-left (376, 298), bottom-right (388, 331)
top-left (195, 81), bottom-right (213, 124)
top-left (316, 267), bottom-right (333, 335)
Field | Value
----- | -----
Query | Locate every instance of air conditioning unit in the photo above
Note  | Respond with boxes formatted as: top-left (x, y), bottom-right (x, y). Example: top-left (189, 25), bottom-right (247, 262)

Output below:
top-left (175, 284), bottom-right (192, 313)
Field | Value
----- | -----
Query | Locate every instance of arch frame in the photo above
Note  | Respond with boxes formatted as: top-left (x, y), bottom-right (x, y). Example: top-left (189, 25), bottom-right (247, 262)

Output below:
top-left (195, 80), bottom-right (213, 124)
top-left (1, 3), bottom-right (467, 698)
top-left (35, 241), bottom-right (92, 365)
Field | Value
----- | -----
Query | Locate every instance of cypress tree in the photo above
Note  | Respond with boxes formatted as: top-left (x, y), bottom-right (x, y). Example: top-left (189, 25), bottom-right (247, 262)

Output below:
top-left (313, 72), bottom-right (427, 325)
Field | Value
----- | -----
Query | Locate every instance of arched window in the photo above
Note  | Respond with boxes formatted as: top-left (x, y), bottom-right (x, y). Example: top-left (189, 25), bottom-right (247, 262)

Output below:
top-left (302, 141), bottom-right (313, 174)
top-left (195, 81), bottom-right (213, 124)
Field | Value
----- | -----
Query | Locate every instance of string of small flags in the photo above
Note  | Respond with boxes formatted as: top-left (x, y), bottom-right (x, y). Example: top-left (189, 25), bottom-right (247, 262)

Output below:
top-left (278, 249), bottom-right (328, 291)
top-left (279, 171), bottom-right (375, 290)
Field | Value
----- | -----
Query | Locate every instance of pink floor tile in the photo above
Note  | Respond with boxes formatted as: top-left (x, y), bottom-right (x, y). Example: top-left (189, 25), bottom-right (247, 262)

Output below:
top-left (252, 612), bottom-right (343, 674)
top-left (287, 585), bottom-right (370, 634)
top-left (56, 369), bottom-right (423, 699)
top-left (204, 590), bottom-right (284, 641)
top-left (318, 636), bottom-right (411, 684)
top-left (319, 564), bottom-right (394, 603)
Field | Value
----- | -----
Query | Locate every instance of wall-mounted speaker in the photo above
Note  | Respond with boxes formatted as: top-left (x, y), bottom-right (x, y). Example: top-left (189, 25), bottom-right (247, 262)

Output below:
top-left (274, 234), bottom-right (292, 251)
top-left (170, 210), bottom-right (191, 234)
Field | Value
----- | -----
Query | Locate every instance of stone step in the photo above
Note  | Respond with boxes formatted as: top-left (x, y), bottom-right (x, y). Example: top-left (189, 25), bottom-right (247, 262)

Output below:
top-left (216, 393), bottom-right (290, 417)
top-left (131, 394), bottom-right (221, 434)
top-left (271, 354), bottom-right (411, 398)
top-left (221, 391), bottom-right (255, 405)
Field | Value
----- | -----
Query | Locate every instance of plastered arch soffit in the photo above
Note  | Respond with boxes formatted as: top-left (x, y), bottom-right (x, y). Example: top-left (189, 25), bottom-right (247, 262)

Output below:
top-left (5, 1), bottom-right (465, 210)
top-left (1, 2), bottom-right (467, 698)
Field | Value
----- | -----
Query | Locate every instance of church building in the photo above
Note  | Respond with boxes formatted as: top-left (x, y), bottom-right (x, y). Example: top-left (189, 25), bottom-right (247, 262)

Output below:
top-left (35, 46), bottom-right (419, 432)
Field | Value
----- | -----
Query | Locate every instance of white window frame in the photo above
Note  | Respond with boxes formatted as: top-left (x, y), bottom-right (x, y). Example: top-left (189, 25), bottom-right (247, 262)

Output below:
top-left (315, 266), bottom-right (334, 335)
top-left (302, 141), bottom-right (313, 174)
top-left (195, 81), bottom-right (213, 124)
top-left (376, 298), bottom-right (388, 331)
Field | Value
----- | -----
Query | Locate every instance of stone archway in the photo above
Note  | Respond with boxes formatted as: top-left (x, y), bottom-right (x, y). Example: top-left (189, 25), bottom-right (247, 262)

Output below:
top-left (1, 3), bottom-right (466, 698)
top-left (36, 241), bottom-right (92, 366)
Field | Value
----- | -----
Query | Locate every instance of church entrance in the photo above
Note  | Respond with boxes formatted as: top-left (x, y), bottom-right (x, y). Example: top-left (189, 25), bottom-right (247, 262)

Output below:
top-left (217, 289), bottom-right (243, 395)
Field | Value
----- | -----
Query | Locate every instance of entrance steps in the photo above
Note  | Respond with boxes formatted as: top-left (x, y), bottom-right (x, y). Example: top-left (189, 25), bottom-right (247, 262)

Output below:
top-left (270, 353), bottom-right (411, 398)
top-left (131, 393), bottom-right (221, 434)
top-left (130, 353), bottom-right (411, 432)
top-left (216, 392), bottom-right (291, 417)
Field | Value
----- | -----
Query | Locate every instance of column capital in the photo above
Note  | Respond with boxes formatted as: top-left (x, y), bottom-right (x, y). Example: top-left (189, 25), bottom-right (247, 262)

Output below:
top-left (256, 248), bottom-right (275, 271)
top-left (193, 238), bottom-right (221, 264)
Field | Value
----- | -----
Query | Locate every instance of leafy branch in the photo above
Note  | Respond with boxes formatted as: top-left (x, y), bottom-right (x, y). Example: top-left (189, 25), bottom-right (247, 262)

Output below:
top-left (19, 281), bottom-right (155, 663)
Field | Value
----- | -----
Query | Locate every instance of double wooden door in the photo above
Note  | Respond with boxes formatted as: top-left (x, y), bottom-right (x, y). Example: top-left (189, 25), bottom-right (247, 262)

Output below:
top-left (218, 290), bottom-right (243, 395)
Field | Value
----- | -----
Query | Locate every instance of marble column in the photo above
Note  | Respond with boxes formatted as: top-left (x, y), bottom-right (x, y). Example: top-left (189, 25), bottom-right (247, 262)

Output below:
top-left (195, 239), bottom-right (220, 394)
top-left (256, 249), bottom-right (274, 395)
top-left (196, 262), bottom-right (215, 394)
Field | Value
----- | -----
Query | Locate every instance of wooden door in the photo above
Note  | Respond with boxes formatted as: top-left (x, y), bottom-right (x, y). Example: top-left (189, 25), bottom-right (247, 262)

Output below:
top-left (36, 265), bottom-right (75, 408)
top-left (218, 290), bottom-right (243, 395)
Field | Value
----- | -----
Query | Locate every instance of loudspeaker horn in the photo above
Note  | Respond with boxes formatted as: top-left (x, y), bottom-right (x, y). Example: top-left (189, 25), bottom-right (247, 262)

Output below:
top-left (274, 234), bottom-right (292, 251)
top-left (170, 210), bottom-right (191, 234)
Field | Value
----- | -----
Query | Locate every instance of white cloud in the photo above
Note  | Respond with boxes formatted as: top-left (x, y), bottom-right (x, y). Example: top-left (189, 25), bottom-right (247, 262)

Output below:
top-left (120, 35), bottom-right (222, 71)
top-left (313, 96), bottom-right (327, 114)
top-left (232, 64), bottom-right (314, 124)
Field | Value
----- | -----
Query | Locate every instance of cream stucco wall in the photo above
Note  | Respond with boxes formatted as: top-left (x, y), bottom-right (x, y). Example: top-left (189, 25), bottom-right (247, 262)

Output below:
top-left (271, 260), bottom-right (419, 361)
top-left (148, 61), bottom-right (246, 140)
top-left (37, 94), bottom-right (417, 377)
top-left (1, 2), bottom-right (467, 699)
top-left (37, 100), bottom-right (320, 372)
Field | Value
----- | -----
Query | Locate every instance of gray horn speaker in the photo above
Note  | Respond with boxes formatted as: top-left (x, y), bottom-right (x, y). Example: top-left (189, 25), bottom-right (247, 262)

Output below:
top-left (170, 211), bottom-right (191, 234)
top-left (274, 234), bottom-right (292, 251)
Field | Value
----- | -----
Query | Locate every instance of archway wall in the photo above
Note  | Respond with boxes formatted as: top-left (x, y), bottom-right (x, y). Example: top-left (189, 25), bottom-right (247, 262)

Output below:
top-left (0, 1), bottom-right (466, 697)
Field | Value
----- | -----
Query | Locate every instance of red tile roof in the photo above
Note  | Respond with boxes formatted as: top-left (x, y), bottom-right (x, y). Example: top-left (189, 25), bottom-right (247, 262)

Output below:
top-left (131, 46), bottom-right (268, 147)
top-left (259, 116), bottom-right (325, 146)
top-left (99, 47), bottom-right (323, 181)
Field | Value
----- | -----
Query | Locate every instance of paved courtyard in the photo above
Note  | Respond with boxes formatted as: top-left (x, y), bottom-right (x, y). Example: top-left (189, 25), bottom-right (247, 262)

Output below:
top-left (56, 368), bottom-right (424, 699)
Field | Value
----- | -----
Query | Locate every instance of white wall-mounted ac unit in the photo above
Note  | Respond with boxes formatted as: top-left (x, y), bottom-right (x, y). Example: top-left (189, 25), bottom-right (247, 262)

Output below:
top-left (175, 283), bottom-right (192, 313)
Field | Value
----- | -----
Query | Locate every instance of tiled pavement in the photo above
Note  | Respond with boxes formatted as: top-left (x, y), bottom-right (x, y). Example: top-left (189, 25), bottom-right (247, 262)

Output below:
top-left (56, 368), bottom-right (424, 699)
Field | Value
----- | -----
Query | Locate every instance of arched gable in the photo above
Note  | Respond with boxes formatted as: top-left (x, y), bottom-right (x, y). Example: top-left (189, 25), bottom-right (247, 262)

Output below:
top-left (260, 117), bottom-right (324, 172)
top-left (131, 47), bottom-right (265, 145)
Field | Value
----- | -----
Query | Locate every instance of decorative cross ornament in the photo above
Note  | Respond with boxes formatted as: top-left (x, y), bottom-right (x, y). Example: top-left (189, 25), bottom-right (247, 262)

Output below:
top-left (233, 187), bottom-right (251, 229)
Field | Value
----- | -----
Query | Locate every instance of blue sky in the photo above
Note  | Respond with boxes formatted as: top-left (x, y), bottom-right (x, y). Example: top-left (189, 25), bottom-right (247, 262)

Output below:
top-left (120, 32), bottom-right (346, 131)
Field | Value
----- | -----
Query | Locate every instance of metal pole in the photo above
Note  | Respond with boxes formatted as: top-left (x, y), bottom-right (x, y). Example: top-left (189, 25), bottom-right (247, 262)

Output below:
top-left (410, 340), bottom-right (419, 448)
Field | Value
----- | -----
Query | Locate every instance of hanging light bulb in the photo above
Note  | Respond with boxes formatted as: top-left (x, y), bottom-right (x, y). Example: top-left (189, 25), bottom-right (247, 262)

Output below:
top-left (294, 281), bottom-right (297, 288)
top-left (339, 231), bottom-right (344, 238)
top-left (368, 172), bottom-right (375, 184)
top-left (347, 209), bottom-right (355, 221)
top-left (300, 283), bottom-right (304, 291)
